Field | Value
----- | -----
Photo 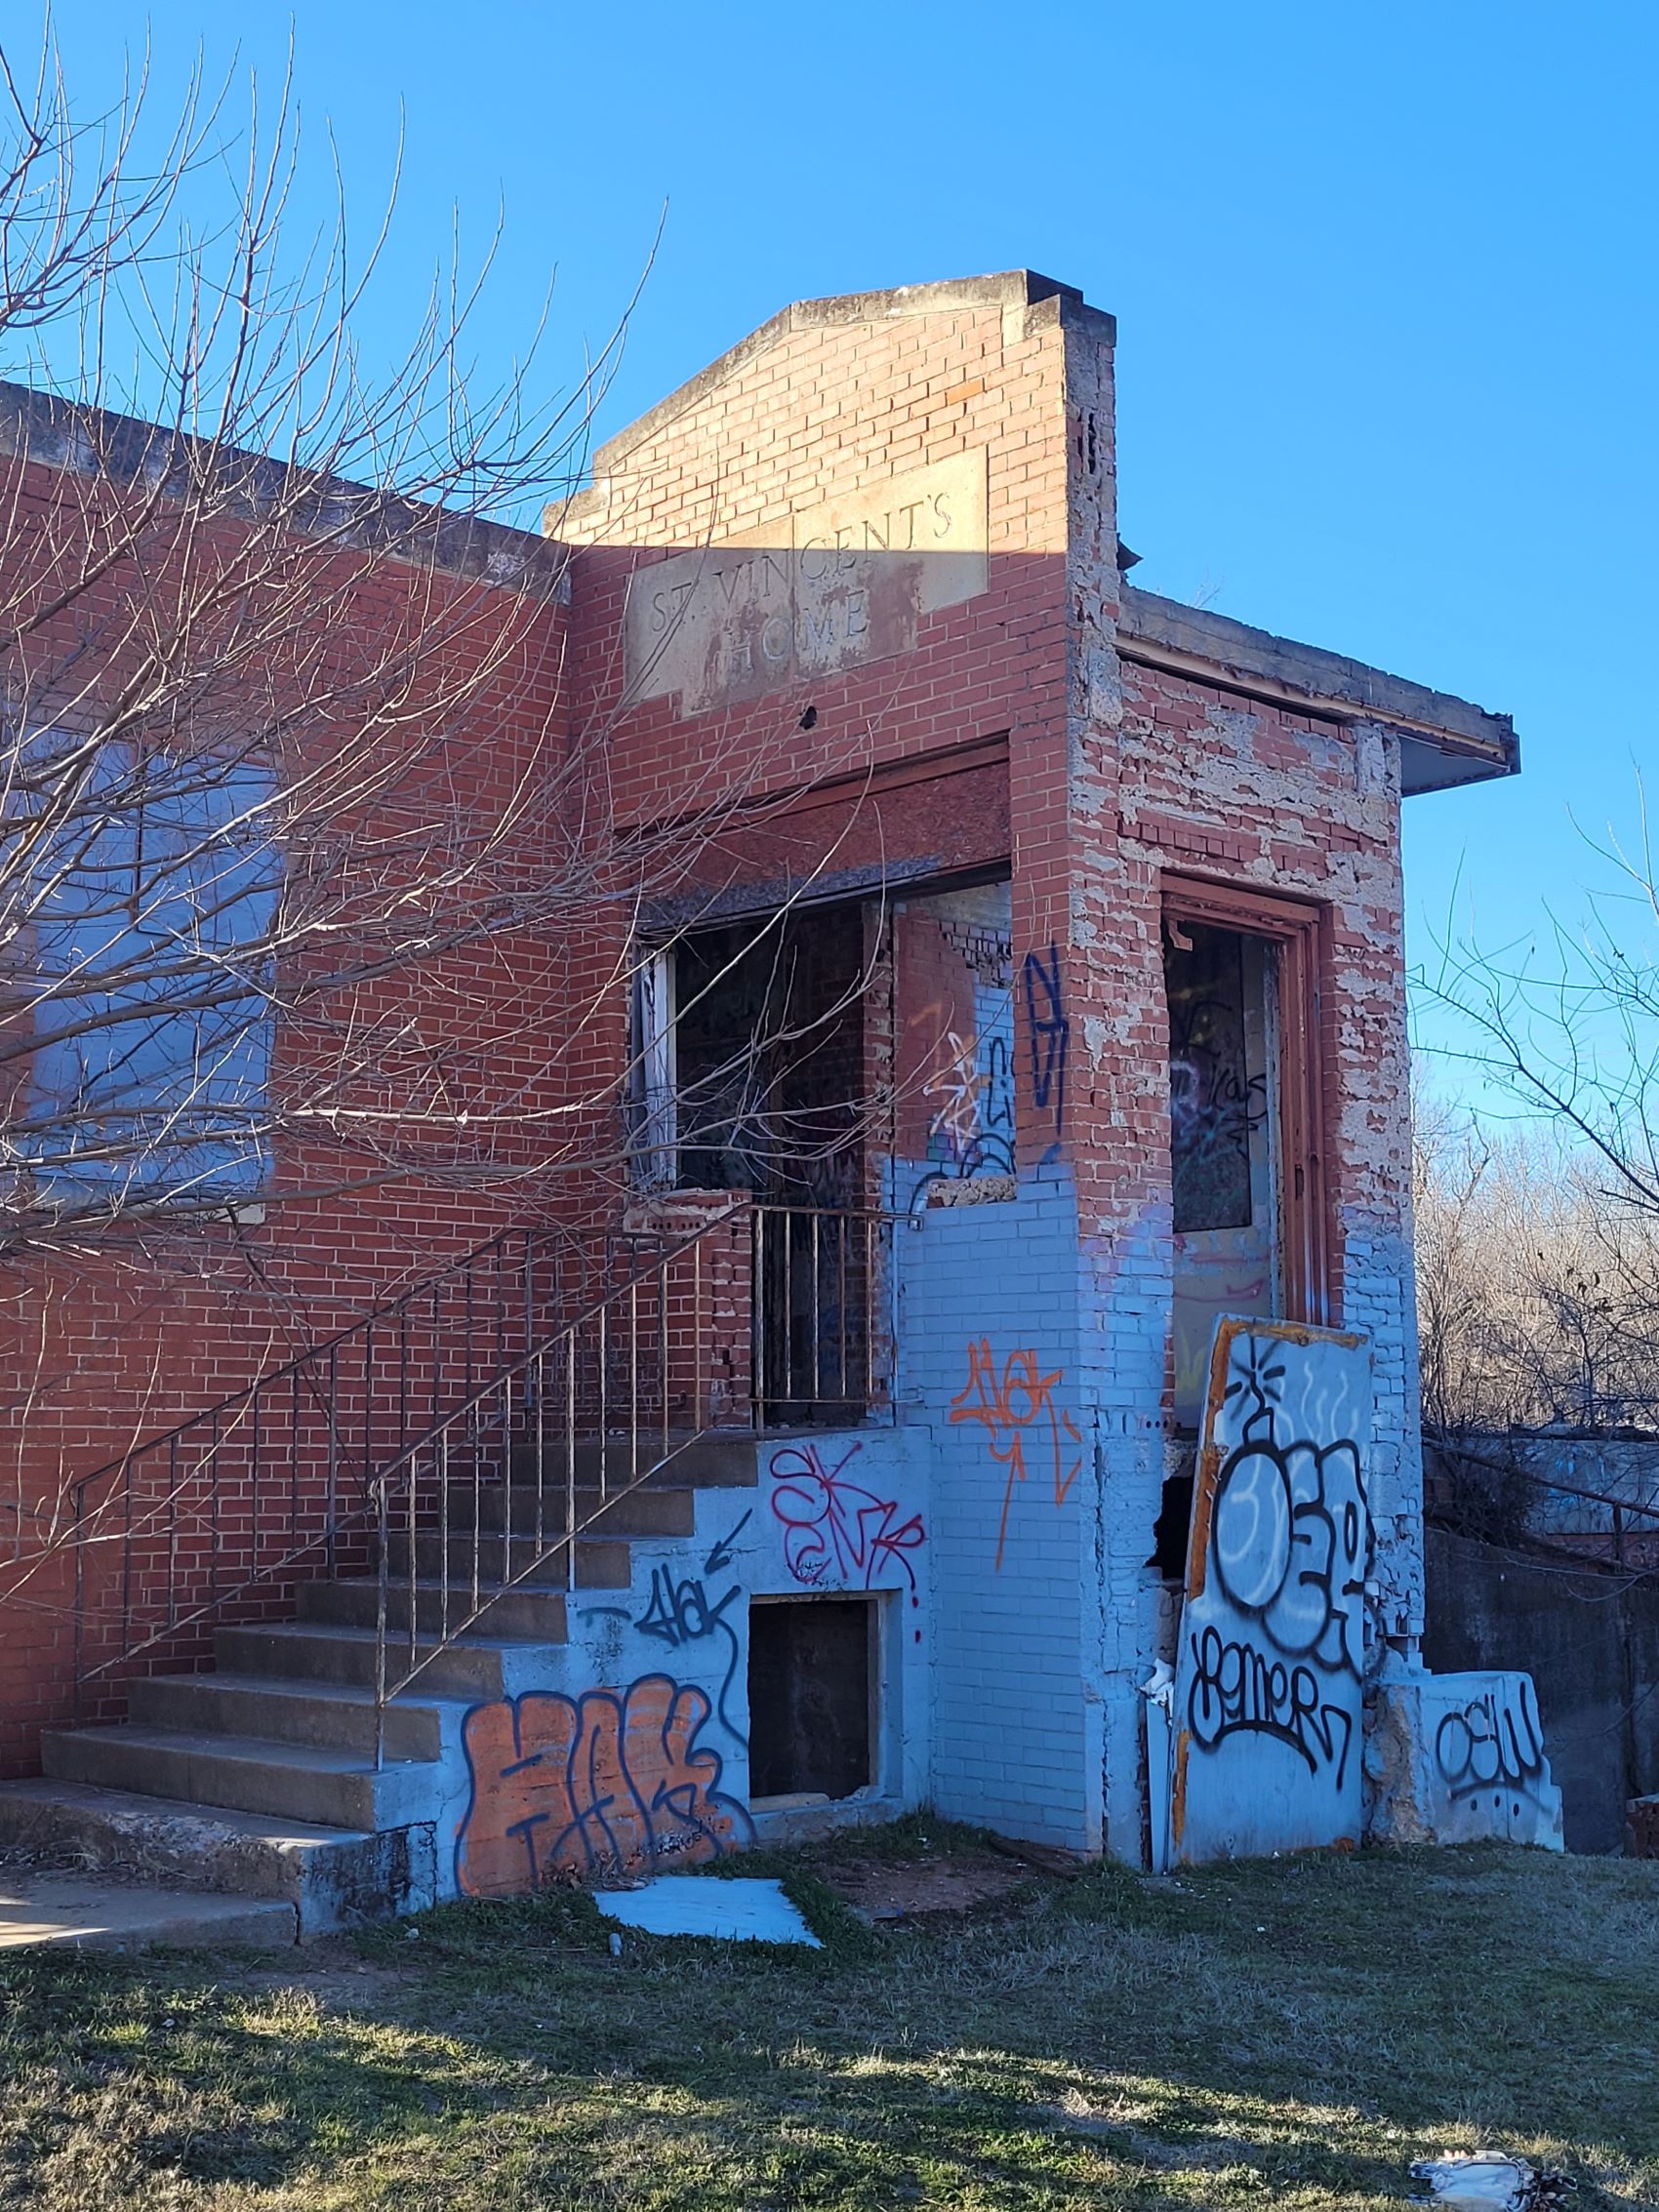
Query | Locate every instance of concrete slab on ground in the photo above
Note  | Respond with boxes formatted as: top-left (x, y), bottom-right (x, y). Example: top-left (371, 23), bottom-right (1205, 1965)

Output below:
top-left (0, 1778), bottom-right (437, 1936)
top-left (0, 1870), bottom-right (297, 1951)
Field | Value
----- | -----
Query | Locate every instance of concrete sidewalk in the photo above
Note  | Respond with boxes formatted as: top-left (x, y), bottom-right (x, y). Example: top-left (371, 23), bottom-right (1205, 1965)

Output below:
top-left (0, 1871), bottom-right (296, 1951)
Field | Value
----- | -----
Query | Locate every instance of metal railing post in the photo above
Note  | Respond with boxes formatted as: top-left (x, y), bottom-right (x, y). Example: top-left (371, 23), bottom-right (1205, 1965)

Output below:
top-left (64, 1209), bottom-right (848, 1708)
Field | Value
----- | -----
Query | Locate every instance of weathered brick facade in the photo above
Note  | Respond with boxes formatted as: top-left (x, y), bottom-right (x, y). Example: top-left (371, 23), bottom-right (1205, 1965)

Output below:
top-left (0, 272), bottom-right (1525, 1871)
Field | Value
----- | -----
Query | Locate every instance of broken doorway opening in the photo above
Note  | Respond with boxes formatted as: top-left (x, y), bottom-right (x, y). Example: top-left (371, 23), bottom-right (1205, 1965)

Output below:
top-left (1153, 879), bottom-right (1329, 1572)
top-left (630, 900), bottom-right (878, 1423)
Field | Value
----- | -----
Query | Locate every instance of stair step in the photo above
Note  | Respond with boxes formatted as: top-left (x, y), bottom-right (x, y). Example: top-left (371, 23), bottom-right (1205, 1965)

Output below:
top-left (0, 1778), bottom-right (426, 1935)
top-left (215, 1620), bottom-right (516, 1699)
top-left (505, 1433), bottom-right (760, 1488)
top-left (131, 1672), bottom-right (457, 1761)
top-left (40, 1724), bottom-right (434, 1832)
top-left (298, 1575), bottom-right (591, 1637)
top-left (432, 1485), bottom-right (697, 1539)
top-left (376, 1522), bottom-right (639, 1580)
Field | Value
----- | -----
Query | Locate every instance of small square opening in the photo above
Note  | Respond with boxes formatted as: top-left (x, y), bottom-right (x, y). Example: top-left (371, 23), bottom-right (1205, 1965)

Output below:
top-left (748, 1596), bottom-right (874, 1802)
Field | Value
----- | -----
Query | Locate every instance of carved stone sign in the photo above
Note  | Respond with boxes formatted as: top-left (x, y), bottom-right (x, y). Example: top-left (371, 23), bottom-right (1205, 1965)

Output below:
top-left (624, 451), bottom-right (989, 715)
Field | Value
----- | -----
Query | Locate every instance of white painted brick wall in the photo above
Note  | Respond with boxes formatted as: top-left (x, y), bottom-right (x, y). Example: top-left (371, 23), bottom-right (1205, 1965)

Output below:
top-left (895, 1172), bottom-right (1094, 1850)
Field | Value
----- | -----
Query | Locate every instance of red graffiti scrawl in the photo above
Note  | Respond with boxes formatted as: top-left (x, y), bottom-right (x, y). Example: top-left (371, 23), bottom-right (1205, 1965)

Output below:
top-left (948, 1341), bottom-right (1082, 1570)
top-left (768, 1438), bottom-right (926, 1601)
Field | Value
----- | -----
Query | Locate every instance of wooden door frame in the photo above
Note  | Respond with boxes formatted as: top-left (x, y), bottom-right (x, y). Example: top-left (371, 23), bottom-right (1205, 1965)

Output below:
top-left (1161, 873), bottom-right (1334, 1328)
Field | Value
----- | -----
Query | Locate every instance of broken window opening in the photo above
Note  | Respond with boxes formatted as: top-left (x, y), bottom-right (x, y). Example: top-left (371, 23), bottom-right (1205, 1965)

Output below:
top-left (748, 1594), bottom-right (876, 1803)
top-left (892, 877), bottom-right (1015, 1209)
top-left (639, 904), bottom-right (868, 1208)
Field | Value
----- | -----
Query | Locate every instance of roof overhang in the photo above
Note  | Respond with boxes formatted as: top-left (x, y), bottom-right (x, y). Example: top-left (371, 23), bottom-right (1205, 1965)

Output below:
top-left (1117, 586), bottom-right (1517, 794)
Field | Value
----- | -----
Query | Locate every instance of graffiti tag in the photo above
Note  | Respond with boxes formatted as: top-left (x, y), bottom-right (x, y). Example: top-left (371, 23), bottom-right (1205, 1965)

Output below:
top-left (1170, 1319), bottom-right (1374, 1863)
top-left (768, 1439), bottom-right (925, 1602)
top-left (1434, 1680), bottom-right (1550, 1807)
top-left (455, 1675), bottom-right (751, 1896)
top-left (635, 1557), bottom-right (746, 1745)
top-left (904, 1001), bottom-right (1017, 1205)
top-left (1206, 1434), bottom-right (1372, 1679)
top-left (1185, 1623), bottom-right (1356, 1789)
top-left (1022, 944), bottom-right (1069, 1158)
top-left (948, 1341), bottom-right (1081, 1571)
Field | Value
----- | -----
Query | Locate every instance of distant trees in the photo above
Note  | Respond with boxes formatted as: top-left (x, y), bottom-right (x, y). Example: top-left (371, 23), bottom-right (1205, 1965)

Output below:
top-left (1414, 1103), bottom-right (1659, 1435)
top-left (1415, 769), bottom-right (1659, 1435)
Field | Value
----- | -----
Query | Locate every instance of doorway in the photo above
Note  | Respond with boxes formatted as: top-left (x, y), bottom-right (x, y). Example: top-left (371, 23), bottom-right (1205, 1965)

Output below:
top-left (632, 900), bottom-right (874, 1422)
top-left (1160, 880), bottom-right (1328, 1432)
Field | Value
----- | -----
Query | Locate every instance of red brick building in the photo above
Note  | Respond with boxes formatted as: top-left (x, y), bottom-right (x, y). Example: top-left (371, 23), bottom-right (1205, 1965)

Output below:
top-left (0, 272), bottom-right (1551, 1930)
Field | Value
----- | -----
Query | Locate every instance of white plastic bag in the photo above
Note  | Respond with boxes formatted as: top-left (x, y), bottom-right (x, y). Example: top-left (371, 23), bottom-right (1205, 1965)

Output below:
top-left (1409, 2152), bottom-right (1565, 2211)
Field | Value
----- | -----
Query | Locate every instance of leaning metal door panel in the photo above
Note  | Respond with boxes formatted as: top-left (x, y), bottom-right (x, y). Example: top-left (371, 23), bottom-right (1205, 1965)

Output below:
top-left (1170, 1315), bottom-right (1373, 1865)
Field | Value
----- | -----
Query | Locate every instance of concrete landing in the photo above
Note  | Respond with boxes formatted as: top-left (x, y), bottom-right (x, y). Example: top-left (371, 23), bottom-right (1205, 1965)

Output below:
top-left (0, 1871), bottom-right (296, 1950)
top-left (0, 1778), bottom-right (437, 1935)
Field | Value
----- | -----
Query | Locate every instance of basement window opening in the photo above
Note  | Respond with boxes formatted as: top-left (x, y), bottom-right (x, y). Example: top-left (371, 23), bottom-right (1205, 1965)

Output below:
top-left (748, 1595), bottom-right (875, 1804)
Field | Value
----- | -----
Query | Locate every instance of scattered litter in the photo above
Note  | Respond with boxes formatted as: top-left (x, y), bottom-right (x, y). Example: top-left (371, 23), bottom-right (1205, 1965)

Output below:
top-left (1410, 2152), bottom-right (1575, 2209)
top-left (404, 1925), bottom-right (420, 1941)
top-left (606, 1931), bottom-right (623, 1958)
top-left (593, 1877), bottom-right (821, 1948)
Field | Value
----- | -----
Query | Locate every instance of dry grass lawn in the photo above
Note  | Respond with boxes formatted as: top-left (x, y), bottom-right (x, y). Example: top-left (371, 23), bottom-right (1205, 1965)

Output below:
top-left (0, 1822), bottom-right (1653, 2210)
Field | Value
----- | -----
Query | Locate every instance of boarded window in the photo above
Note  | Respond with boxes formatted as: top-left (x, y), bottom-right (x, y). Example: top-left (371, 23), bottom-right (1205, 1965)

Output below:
top-left (24, 744), bottom-right (278, 1201)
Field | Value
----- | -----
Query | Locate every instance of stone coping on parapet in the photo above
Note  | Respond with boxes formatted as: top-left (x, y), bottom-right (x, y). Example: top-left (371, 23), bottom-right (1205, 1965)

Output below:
top-left (0, 381), bottom-right (569, 599)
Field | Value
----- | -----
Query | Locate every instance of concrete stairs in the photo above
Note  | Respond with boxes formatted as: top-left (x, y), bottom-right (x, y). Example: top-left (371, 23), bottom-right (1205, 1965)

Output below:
top-left (0, 1435), bottom-right (763, 1944)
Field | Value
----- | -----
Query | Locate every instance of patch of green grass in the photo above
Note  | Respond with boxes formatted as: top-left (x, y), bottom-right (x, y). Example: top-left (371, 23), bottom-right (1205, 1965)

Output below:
top-left (0, 1837), bottom-right (1653, 2209)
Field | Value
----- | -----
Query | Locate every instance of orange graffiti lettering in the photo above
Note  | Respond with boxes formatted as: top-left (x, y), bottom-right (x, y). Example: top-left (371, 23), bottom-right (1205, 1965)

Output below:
top-left (455, 1674), bottom-right (751, 1896)
top-left (948, 1341), bottom-right (1082, 1570)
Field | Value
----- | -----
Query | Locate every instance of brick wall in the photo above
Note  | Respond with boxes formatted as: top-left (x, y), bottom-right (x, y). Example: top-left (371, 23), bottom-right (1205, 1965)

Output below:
top-left (0, 279), bottom-right (1436, 1867)
top-left (0, 440), bottom-right (587, 1770)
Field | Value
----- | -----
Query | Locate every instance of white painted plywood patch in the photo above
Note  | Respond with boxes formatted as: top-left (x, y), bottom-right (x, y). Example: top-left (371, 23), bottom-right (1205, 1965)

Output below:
top-left (594, 1875), bottom-right (822, 1946)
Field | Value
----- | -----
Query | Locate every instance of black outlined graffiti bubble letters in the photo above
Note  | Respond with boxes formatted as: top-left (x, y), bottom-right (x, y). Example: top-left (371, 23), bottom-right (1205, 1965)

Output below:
top-left (1208, 1433), bottom-right (1372, 1680)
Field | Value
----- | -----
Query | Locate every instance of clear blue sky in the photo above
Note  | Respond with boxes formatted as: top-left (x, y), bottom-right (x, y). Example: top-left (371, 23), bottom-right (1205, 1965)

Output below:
top-left (41, 2), bottom-right (1659, 1085)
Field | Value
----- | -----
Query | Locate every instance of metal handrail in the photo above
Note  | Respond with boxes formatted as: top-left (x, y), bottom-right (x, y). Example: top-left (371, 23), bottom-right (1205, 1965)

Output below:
top-left (750, 1202), bottom-right (900, 1420)
top-left (64, 1198), bottom-right (901, 1756)
top-left (66, 1218), bottom-right (712, 1697)
top-left (358, 1211), bottom-right (753, 1753)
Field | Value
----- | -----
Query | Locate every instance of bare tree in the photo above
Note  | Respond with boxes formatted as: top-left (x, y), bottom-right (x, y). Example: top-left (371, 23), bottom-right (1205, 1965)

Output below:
top-left (0, 29), bottom-right (896, 1272)
top-left (1413, 771), bottom-right (1659, 1443)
